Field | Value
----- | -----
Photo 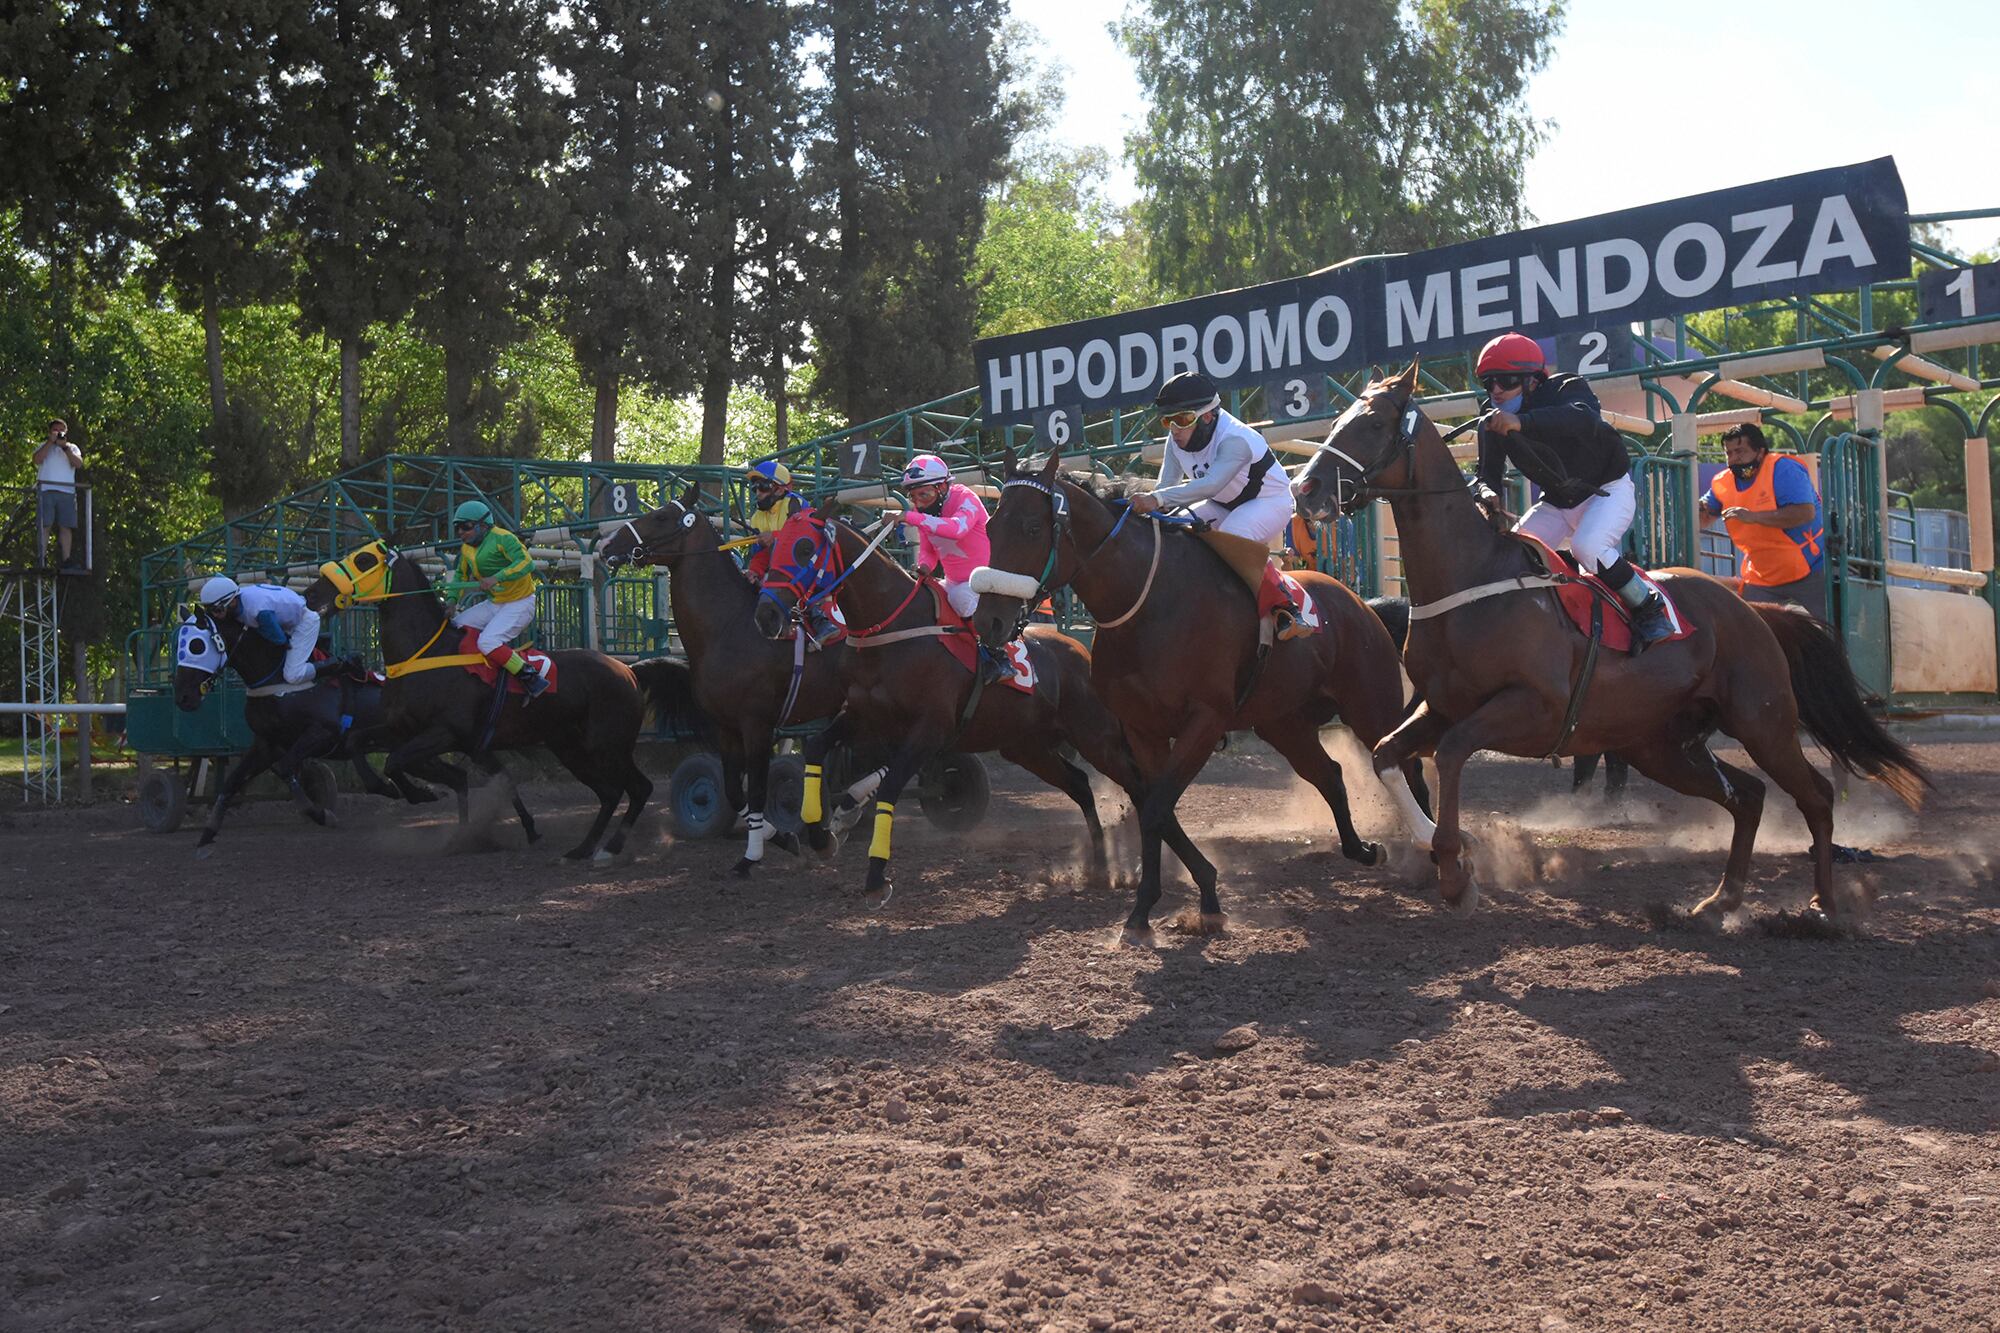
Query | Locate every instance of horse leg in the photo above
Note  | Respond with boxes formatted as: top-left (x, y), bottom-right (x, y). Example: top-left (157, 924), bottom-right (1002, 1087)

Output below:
top-left (596, 754), bottom-right (654, 860)
top-left (1733, 722), bottom-right (1841, 920)
top-left (1426, 689), bottom-right (1560, 913)
top-left (1001, 742), bottom-right (1107, 887)
top-left (733, 733), bottom-right (775, 878)
top-left (415, 755), bottom-right (538, 844)
top-left (861, 739), bottom-right (937, 910)
top-left (1255, 719), bottom-right (1380, 866)
top-left (1572, 752), bottom-right (1601, 792)
top-left (1109, 726), bottom-right (1221, 943)
top-left (801, 714), bottom-right (853, 858)
top-left (1618, 736), bottom-right (1765, 926)
top-left (1133, 710), bottom-right (1234, 934)
top-left (1369, 703), bottom-right (1451, 851)
top-left (194, 737), bottom-right (280, 856)
top-left (273, 727), bottom-right (340, 825)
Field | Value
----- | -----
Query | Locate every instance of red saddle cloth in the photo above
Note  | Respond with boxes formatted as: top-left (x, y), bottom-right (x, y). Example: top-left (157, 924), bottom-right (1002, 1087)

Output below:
top-left (929, 587), bottom-right (1035, 693)
top-left (1522, 538), bottom-right (1695, 653)
top-left (1256, 566), bottom-right (1323, 636)
top-left (457, 628), bottom-right (561, 695)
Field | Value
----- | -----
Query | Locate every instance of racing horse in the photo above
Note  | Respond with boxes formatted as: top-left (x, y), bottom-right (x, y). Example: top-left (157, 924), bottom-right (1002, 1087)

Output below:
top-left (1290, 362), bottom-right (1928, 925)
top-left (598, 486), bottom-right (853, 874)
top-left (970, 452), bottom-right (1429, 939)
top-left (752, 501), bottom-right (1216, 907)
top-left (304, 541), bottom-right (657, 863)
top-left (170, 608), bottom-right (485, 854)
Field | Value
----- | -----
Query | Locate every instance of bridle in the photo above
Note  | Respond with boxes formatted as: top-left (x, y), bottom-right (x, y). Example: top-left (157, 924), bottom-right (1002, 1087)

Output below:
top-left (759, 511), bottom-right (900, 628)
top-left (1304, 391), bottom-right (1485, 514)
top-left (989, 473), bottom-right (1158, 642)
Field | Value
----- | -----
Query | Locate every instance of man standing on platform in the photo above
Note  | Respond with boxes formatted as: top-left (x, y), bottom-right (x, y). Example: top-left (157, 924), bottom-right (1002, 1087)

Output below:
top-left (32, 418), bottom-right (83, 570)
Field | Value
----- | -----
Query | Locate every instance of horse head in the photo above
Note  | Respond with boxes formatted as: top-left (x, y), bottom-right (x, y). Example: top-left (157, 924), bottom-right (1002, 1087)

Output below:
top-left (751, 503), bottom-right (847, 641)
top-left (305, 539), bottom-right (402, 615)
top-left (172, 610), bottom-right (227, 712)
top-left (599, 483), bottom-right (716, 571)
top-left (1292, 361), bottom-right (1426, 521)
top-left (970, 448), bottom-right (1073, 649)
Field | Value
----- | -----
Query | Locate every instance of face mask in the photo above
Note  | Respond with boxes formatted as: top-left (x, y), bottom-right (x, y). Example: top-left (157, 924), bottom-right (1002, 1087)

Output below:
top-left (1495, 392), bottom-right (1523, 415)
top-left (1729, 461), bottom-right (1760, 486)
top-left (754, 489), bottom-right (783, 511)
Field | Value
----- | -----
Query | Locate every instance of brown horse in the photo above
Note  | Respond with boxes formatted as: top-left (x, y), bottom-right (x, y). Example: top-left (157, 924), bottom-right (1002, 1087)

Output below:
top-left (303, 541), bottom-right (657, 863)
top-left (751, 501), bottom-right (1215, 907)
top-left (970, 451), bottom-right (1428, 940)
top-left (1291, 362), bottom-right (1929, 926)
top-left (599, 486), bottom-right (852, 874)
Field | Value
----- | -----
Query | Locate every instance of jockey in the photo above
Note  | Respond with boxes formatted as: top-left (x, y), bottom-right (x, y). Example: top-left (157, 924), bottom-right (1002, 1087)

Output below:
top-left (449, 499), bottom-right (548, 698)
top-left (1128, 371), bottom-right (1309, 640)
top-left (1472, 332), bottom-right (1672, 651)
top-left (742, 459), bottom-right (803, 582)
top-left (894, 453), bottom-right (1007, 682)
top-left (198, 575), bottom-right (334, 686)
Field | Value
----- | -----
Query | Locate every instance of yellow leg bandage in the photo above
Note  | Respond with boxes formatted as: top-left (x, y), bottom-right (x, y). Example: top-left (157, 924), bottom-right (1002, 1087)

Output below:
top-left (868, 801), bottom-right (896, 860)
top-left (802, 763), bottom-right (823, 823)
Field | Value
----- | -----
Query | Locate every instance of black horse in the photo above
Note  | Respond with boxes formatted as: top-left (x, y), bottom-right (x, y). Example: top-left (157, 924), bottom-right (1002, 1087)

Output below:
top-left (171, 608), bottom-right (538, 855)
top-left (599, 486), bottom-right (852, 874)
top-left (303, 541), bottom-right (657, 863)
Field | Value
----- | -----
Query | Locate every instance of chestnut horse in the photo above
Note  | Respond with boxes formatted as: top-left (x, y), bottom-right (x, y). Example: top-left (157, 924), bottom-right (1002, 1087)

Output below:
top-left (599, 486), bottom-right (853, 874)
top-left (752, 502), bottom-right (1215, 907)
top-left (1291, 363), bottom-right (1928, 926)
top-left (971, 451), bottom-right (1428, 940)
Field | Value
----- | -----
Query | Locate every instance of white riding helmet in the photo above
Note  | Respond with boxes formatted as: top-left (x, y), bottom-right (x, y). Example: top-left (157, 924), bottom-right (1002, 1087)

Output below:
top-left (901, 454), bottom-right (952, 487)
top-left (198, 575), bottom-right (241, 607)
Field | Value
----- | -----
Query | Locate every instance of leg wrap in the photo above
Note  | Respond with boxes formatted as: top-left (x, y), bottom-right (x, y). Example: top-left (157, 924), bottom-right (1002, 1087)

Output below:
top-left (802, 763), bottom-right (823, 823)
top-left (744, 811), bottom-right (768, 862)
top-left (869, 801), bottom-right (896, 860)
top-left (846, 765), bottom-right (887, 807)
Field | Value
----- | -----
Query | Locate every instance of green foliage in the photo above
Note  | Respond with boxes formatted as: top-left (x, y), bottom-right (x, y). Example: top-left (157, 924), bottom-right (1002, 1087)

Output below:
top-left (977, 149), bottom-right (1156, 337)
top-left (1118, 0), bottom-right (1565, 295)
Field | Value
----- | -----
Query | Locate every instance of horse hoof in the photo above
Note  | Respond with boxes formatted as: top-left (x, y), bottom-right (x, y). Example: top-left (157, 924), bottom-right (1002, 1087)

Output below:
top-left (1171, 909), bottom-right (1227, 936)
top-left (1443, 876), bottom-right (1480, 917)
top-left (321, 810), bottom-right (339, 829)
top-left (1108, 925), bottom-right (1156, 951)
top-left (732, 858), bottom-right (756, 878)
top-left (770, 832), bottom-right (801, 858)
top-left (593, 849), bottom-right (617, 868)
top-left (561, 848), bottom-right (591, 862)
top-left (1351, 840), bottom-right (1383, 867)
top-left (863, 883), bottom-right (895, 912)
top-left (193, 843), bottom-right (215, 861)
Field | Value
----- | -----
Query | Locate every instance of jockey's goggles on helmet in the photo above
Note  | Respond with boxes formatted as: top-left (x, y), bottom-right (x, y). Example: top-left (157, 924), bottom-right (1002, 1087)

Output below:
top-left (1161, 410), bottom-right (1204, 429)
top-left (1480, 373), bottom-right (1529, 393)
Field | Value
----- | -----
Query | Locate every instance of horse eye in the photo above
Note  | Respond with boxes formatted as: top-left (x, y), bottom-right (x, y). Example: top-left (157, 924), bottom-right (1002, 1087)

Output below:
top-left (1024, 520), bottom-right (1042, 538)
top-left (789, 539), bottom-right (814, 564)
top-left (354, 551), bottom-right (378, 571)
top-left (190, 637), bottom-right (207, 654)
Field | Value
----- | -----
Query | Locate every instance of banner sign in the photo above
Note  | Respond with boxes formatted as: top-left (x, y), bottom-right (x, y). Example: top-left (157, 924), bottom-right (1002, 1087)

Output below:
top-left (976, 157), bottom-right (1909, 428)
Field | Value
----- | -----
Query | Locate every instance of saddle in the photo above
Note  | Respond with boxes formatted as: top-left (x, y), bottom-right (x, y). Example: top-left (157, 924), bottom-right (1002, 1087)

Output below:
top-left (922, 587), bottom-right (1037, 695)
top-left (455, 628), bottom-right (561, 696)
top-left (1197, 530), bottom-right (1322, 646)
top-left (1512, 536), bottom-right (1692, 653)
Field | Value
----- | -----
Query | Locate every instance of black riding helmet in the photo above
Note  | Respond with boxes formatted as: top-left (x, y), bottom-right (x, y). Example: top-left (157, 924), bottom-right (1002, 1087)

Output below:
top-left (1154, 371), bottom-right (1221, 414)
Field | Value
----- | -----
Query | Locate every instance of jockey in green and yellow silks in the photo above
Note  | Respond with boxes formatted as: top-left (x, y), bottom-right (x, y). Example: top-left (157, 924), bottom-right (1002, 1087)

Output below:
top-left (449, 499), bottom-right (548, 698)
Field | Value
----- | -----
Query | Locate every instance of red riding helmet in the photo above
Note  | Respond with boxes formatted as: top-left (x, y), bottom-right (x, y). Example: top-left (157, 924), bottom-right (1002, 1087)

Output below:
top-left (1475, 332), bottom-right (1548, 380)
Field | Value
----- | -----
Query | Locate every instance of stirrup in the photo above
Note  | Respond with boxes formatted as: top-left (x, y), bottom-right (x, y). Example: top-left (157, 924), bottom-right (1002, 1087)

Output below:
top-left (1275, 609), bottom-right (1313, 642)
top-left (517, 669), bottom-right (550, 699)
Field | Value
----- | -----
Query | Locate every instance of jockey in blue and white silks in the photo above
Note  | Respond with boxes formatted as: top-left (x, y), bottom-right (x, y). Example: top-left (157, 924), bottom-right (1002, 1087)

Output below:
top-left (199, 576), bottom-right (321, 688)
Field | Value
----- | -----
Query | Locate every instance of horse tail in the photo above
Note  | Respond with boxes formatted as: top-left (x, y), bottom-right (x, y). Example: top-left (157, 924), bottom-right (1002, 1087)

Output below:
top-left (1750, 604), bottom-right (1930, 810)
top-left (1366, 595), bottom-right (1412, 651)
top-left (628, 657), bottom-right (712, 743)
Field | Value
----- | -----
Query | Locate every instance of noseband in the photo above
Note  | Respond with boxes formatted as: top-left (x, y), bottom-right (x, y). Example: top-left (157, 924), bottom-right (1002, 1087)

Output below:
top-left (1306, 397), bottom-right (1482, 514)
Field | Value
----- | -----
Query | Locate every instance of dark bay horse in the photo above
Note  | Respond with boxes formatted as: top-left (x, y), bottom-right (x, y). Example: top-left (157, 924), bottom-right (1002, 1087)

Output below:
top-left (172, 610), bottom-right (456, 854)
top-left (970, 452), bottom-right (1428, 940)
top-left (1291, 362), bottom-right (1928, 926)
top-left (598, 486), bottom-right (852, 874)
top-left (303, 541), bottom-right (657, 863)
top-left (752, 502), bottom-right (1213, 908)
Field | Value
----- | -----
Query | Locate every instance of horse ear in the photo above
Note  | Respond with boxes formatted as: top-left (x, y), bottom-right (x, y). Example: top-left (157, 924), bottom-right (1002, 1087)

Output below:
top-left (818, 496), bottom-right (846, 522)
top-left (1393, 360), bottom-right (1421, 395)
top-left (1000, 445), bottom-right (1018, 478)
top-left (677, 481), bottom-right (701, 508)
top-left (1038, 449), bottom-right (1060, 484)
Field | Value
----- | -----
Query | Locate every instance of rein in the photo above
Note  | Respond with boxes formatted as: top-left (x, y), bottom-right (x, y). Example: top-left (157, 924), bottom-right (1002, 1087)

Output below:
top-left (994, 476), bottom-right (1161, 640)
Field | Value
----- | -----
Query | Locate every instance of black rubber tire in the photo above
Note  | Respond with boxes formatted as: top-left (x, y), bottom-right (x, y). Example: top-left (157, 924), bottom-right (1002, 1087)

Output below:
top-left (667, 752), bottom-right (732, 839)
top-left (919, 751), bottom-right (991, 832)
top-left (765, 754), bottom-right (807, 836)
top-left (137, 768), bottom-right (188, 833)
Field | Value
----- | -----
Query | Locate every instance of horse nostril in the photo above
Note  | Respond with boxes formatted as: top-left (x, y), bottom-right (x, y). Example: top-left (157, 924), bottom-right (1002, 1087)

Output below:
top-left (1298, 475), bottom-right (1320, 498)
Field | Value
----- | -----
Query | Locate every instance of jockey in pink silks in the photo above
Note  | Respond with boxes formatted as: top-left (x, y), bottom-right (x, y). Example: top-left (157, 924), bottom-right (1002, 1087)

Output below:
top-left (893, 453), bottom-right (1009, 683)
top-left (893, 454), bottom-right (992, 620)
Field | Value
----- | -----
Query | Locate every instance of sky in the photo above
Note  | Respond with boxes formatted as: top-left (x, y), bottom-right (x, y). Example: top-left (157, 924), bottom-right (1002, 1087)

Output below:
top-left (1005, 0), bottom-right (2000, 257)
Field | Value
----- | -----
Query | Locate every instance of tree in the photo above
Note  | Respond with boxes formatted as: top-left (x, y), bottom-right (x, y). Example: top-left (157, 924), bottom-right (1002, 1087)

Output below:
top-left (387, 0), bottom-right (564, 453)
top-left (288, 0), bottom-right (418, 468)
top-left (550, 0), bottom-right (707, 465)
top-left (977, 147), bottom-right (1155, 337)
top-left (684, 0), bottom-right (809, 464)
top-left (804, 0), bottom-right (1020, 425)
top-left (1118, 0), bottom-right (1565, 295)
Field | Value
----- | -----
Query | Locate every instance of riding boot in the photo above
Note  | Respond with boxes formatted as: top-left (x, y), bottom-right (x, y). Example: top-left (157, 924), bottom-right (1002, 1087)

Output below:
top-left (1624, 591), bottom-right (1673, 653)
top-left (976, 643), bottom-right (1010, 686)
top-left (514, 666), bottom-right (550, 699)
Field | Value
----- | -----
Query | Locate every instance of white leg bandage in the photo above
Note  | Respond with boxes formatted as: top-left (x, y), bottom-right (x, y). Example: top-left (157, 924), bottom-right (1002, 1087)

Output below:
top-left (744, 811), bottom-right (768, 862)
top-left (1382, 768), bottom-right (1436, 850)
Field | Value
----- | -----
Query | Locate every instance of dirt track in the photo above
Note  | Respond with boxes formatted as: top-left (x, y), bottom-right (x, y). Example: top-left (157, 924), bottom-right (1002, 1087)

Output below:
top-left (4, 727), bottom-right (1999, 1332)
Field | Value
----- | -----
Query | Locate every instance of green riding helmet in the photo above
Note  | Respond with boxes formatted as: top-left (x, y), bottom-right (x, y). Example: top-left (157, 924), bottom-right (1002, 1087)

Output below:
top-left (452, 499), bottom-right (494, 531)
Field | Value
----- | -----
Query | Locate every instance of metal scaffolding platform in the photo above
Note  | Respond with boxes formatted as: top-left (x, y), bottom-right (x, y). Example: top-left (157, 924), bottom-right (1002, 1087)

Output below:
top-left (2, 570), bottom-right (62, 803)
